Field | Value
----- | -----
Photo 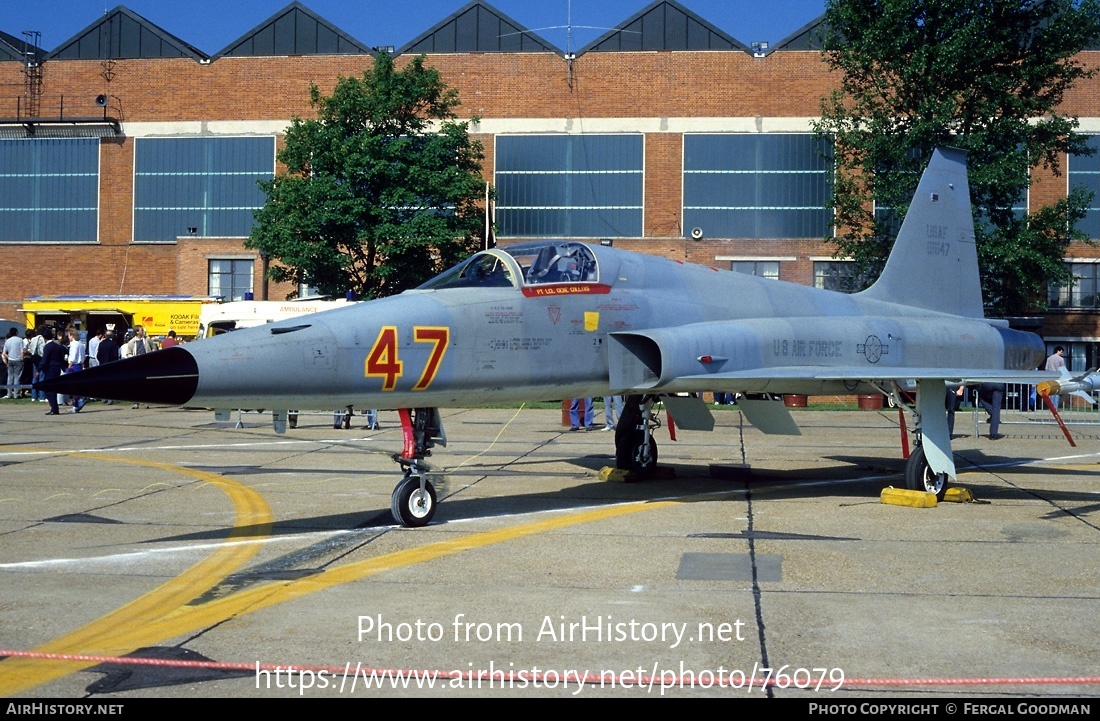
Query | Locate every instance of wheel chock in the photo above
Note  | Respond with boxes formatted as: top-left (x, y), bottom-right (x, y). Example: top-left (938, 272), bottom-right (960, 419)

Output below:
top-left (880, 486), bottom-right (938, 508)
top-left (942, 487), bottom-right (974, 503)
top-left (600, 466), bottom-right (637, 483)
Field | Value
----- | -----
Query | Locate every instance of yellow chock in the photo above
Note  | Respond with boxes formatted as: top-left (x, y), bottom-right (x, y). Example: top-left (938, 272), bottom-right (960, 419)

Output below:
top-left (880, 486), bottom-right (938, 508)
top-left (942, 487), bottom-right (974, 503)
top-left (599, 466), bottom-right (637, 483)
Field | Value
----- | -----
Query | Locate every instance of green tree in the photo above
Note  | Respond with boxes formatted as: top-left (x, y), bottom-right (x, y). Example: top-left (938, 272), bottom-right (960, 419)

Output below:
top-left (247, 52), bottom-right (488, 300)
top-left (814, 0), bottom-right (1100, 315)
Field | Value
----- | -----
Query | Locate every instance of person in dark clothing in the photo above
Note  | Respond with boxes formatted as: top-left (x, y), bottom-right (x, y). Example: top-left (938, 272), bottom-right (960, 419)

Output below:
top-left (94, 329), bottom-right (122, 405)
top-left (978, 382), bottom-right (1006, 440)
top-left (37, 328), bottom-right (66, 415)
top-left (96, 329), bottom-right (120, 365)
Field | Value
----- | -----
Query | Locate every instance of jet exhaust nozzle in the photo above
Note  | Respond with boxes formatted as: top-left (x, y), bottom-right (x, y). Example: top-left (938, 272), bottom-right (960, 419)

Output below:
top-left (34, 346), bottom-right (200, 406)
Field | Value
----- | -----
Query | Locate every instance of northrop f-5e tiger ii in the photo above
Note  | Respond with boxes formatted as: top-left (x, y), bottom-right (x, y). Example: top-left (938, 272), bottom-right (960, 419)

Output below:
top-left (41, 147), bottom-right (1090, 526)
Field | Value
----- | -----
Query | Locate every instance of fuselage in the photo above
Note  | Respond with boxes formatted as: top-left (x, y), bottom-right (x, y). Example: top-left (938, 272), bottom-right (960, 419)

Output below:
top-left (162, 241), bottom-right (1044, 410)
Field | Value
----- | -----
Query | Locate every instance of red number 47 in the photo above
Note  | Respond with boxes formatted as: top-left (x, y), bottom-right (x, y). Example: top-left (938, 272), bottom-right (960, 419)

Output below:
top-left (364, 326), bottom-right (450, 391)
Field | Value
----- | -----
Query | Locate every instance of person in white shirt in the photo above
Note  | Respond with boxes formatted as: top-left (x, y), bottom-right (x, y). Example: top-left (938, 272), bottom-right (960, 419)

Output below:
top-left (124, 326), bottom-right (156, 408)
top-left (1044, 346), bottom-right (1067, 409)
top-left (2, 328), bottom-right (24, 399)
top-left (88, 328), bottom-right (103, 368)
top-left (65, 326), bottom-right (86, 412)
top-left (27, 329), bottom-right (46, 401)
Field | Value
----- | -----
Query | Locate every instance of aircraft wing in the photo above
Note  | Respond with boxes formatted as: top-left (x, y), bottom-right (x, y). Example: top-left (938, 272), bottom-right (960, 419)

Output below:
top-left (675, 367), bottom-right (1058, 386)
top-left (656, 368), bottom-right (1060, 439)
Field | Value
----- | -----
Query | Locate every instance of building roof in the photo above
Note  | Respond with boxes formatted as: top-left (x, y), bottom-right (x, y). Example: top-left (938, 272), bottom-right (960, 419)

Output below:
top-left (0, 30), bottom-right (43, 63)
top-left (213, 1), bottom-right (371, 58)
top-left (398, 0), bottom-right (560, 55)
top-left (771, 13), bottom-right (828, 52)
top-left (578, 0), bottom-right (749, 55)
top-left (47, 5), bottom-right (208, 61)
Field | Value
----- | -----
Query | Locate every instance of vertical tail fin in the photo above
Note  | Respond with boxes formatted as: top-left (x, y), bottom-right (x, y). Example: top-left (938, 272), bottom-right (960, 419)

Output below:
top-left (857, 147), bottom-right (985, 318)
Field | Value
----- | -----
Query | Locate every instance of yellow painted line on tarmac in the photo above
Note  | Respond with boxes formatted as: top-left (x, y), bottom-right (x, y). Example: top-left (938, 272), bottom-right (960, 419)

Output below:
top-left (12, 451), bottom-right (1093, 695)
top-left (160, 498), bottom-right (681, 630)
top-left (0, 453), bottom-right (273, 697)
top-left (3, 472), bottom-right (679, 695)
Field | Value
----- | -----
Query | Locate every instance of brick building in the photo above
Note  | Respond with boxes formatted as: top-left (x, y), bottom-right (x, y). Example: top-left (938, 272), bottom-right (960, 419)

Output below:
top-left (2, 0), bottom-right (1100, 367)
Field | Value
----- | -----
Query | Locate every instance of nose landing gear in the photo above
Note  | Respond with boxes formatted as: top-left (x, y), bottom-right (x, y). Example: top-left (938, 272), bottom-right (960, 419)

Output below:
top-left (390, 407), bottom-right (445, 527)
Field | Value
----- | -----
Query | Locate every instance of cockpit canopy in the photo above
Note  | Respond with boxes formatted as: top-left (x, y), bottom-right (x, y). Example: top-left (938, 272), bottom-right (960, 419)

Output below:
top-left (418, 241), bottom-right (600, 291)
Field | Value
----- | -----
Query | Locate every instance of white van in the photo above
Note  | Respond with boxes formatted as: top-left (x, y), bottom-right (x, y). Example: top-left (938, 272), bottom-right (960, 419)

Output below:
top-left (196, 298), bottom-right (352, 338)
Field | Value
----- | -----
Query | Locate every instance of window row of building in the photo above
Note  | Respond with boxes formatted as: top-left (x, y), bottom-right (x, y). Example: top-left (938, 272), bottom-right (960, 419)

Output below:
top-left (2, 133), bottom-right (833, 243)
top-left (0, 136), bottom-right (273, 243)
top-left (7, 132), bottom-right (1100, 244)
top-left (5, 131), bottom-right (1100, 306)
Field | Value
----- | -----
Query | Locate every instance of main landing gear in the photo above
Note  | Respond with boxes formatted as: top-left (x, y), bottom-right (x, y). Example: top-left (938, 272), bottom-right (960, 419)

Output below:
top-left (903, 444), bottom-right (948, 500)
top-left (390, 408), bottom-right (445, 527)
top-left (615, 394), bottom-right (660, 475)
top-left (899, 382), bottom-right (951, 501)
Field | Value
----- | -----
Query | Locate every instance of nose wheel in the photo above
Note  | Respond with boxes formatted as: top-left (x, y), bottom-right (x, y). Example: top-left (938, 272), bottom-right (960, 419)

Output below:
top-left (389, 407), bottom-right (445, 527)
top-left (391, 472), bottom-right (437, 527)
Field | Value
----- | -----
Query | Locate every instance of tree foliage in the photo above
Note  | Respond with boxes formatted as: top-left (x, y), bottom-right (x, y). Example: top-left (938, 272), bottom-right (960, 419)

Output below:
top-left (247, 53), bottom-right (487, 300)
top-left (814, 0), bottom-right (1100, 315)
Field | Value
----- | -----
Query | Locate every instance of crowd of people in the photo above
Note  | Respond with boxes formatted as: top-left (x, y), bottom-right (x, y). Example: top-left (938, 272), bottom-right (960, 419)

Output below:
top-left (1, 324), bottom-right (182, 414)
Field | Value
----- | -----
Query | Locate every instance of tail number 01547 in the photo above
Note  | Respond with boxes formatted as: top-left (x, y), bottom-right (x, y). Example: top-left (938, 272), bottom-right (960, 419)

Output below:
top-left (364, 326), bottom-right (450, 391)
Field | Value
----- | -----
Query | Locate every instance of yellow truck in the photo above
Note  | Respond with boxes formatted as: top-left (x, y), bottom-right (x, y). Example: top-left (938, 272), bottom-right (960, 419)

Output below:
top-left (21, 295), bottom-right (220, 340)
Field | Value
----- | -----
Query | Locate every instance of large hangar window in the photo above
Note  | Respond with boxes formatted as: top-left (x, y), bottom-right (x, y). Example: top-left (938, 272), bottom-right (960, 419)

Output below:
top-left (0, 138), bottom-right (98, 243)
top-left (134, 136), bottom-right (275, 242)
top-left (495, 134), bottom-right (643, 238)
top-left (683, 134), bottom-right (831, 239)
top-left (1070, 135), bottom-right (1100, 241)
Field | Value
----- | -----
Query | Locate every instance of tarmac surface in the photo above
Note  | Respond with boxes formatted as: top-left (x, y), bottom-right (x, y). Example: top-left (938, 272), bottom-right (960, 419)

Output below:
top-left (0, 399), bottom-right (1098, 699)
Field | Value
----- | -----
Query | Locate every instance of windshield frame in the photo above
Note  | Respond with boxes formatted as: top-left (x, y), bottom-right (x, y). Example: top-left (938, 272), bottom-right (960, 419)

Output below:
top-left (416, 249), bottom-right (522, 291)
top-left (415, 241), bottom-right (603, 292)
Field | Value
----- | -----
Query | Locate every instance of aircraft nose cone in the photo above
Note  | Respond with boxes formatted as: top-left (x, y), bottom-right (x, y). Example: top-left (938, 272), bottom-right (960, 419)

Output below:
top-left (34, 346), bottom-right (200, 405)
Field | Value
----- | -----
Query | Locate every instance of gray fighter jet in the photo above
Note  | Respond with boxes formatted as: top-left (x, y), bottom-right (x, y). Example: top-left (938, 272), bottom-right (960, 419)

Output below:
top-left (39, 148), bottom-right (1074, 526)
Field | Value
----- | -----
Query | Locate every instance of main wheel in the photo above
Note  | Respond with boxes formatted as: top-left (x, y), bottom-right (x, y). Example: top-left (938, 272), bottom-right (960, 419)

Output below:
top-left (615, 429), bottom-right (658, 475)
top-left (391, 475), bottom-right (437, 527)
top-left (904, 445), bottom-right (948, 501)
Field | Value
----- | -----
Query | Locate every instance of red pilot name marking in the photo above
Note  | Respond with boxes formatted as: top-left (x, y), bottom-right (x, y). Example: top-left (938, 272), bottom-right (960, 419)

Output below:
top-left (522, 284), bottom-right (612, 297)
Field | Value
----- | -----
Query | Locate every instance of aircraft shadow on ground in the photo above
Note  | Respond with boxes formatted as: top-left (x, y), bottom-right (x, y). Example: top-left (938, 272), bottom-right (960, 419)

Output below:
top-left (134, 462), bottom-right (890, 546)
top-left (123, 446), bottom-right (1100, 547)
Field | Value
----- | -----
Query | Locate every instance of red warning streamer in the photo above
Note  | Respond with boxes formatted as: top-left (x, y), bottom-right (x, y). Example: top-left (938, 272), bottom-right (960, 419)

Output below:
top-left (2, 649), bottom-right (1098, 690)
